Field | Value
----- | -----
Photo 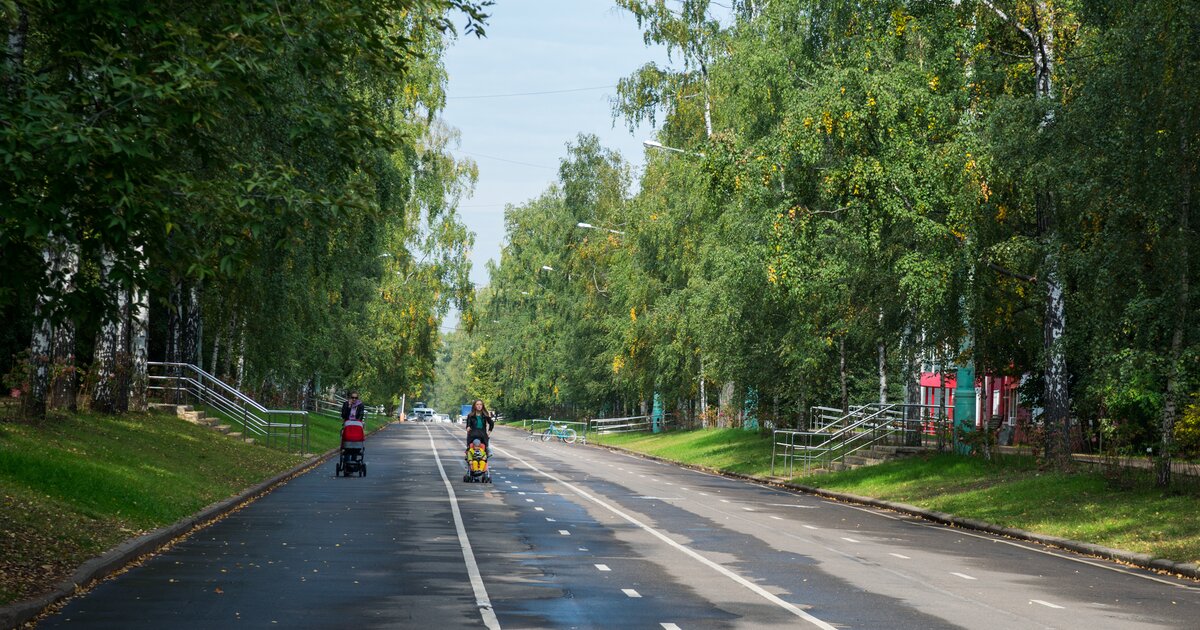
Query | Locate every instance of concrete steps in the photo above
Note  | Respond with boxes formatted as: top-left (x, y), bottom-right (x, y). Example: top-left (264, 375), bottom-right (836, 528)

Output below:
top-left (827, 444), bottom-right (933, 472)
top-left (153, 403), bottom-right (256, 445)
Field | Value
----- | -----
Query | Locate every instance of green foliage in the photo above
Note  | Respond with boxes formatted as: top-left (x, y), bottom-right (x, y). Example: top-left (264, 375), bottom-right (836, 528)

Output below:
top-left (2, 1), bottom-right (489, 411)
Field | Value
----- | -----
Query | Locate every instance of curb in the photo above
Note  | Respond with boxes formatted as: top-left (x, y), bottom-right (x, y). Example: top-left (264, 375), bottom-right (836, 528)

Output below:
top-left (0, 421), bottom-right (394, 630)
top-left (582, 437), bottom-right (1200, 582)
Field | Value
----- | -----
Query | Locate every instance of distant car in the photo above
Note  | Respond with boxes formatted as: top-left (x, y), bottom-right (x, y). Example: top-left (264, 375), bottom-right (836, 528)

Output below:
top-left (412, 408), bottom-right (435, 422)
top-left (433, 413), bottom-right (449, 423)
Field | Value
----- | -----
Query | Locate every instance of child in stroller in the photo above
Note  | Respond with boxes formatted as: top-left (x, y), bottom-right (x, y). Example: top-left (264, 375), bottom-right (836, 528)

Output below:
top-left (463, 438), bottom-right (491, 483)
top-left (337, 391), bottom-right (367, 477)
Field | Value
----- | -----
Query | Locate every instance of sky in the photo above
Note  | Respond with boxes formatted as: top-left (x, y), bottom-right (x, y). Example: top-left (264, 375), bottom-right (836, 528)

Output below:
top-left (439, 0), bottom-right (668, 293)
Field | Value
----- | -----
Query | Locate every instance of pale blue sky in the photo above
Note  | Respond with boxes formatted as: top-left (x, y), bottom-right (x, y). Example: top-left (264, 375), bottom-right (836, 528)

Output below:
top-left (440, 1), bottom-right (667, 293)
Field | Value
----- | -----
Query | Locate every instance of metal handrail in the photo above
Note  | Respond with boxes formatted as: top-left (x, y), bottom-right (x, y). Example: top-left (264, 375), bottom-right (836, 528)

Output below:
top-left (147, 362), bottom-right (308, 454)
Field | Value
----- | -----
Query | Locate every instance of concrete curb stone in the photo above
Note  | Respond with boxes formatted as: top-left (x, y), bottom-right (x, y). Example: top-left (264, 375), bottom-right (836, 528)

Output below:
top-left (578, 434), bottom-right (1200, 582)
top-left (0, 422), bottom-right (394, 629)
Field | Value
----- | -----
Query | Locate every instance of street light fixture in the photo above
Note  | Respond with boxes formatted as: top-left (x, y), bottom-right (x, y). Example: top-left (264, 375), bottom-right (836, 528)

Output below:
top-left (643, 139), bottom-right (705, 158)
top-left (577, 222), bottom-right (625, 235)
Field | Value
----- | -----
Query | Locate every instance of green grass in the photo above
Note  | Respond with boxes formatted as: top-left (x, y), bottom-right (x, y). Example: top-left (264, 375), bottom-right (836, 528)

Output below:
top-left (0, 411), bottom-right (306, 605)
top-left (595, 428), bottom-right (1200, 566)
top-left (592, 428), bottom-right (775, 476)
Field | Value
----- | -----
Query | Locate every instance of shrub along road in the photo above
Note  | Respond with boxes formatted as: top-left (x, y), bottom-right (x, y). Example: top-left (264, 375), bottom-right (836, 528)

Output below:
top-left (31, 423), bottom-right (1200, 629)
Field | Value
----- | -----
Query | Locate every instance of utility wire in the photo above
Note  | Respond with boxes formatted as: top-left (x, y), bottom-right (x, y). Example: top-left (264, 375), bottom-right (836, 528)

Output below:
top-left (458, 150), bottom-right (555, 170)
top-left (448, 85), bottom-right (616, 99)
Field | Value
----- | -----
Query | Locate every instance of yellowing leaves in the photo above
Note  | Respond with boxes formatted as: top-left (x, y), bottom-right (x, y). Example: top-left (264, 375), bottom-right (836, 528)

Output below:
top-left (611, 354), bottom-right (625, 374)
top-left (630, 306), bottom-right (637, 322)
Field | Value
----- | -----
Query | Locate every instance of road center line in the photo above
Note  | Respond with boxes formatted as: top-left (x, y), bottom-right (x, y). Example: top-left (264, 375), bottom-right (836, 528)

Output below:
top-left (496, 445), bottom-right (838, 630)
top-left (425, 426), bottom-right (501, 630)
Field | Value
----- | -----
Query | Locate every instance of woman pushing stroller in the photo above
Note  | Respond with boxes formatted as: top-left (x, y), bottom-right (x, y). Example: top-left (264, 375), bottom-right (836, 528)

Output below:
top-left (464, 399), bottom-right (494, 452)
top-left (337, 390), bottom-right (367, 477)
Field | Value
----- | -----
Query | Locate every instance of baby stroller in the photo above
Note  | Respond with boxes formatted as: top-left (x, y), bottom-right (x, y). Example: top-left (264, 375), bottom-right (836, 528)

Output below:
top-left (336, 418), bottom-right (366, 477)
top-left (463, 438), bottom-right (491, 483)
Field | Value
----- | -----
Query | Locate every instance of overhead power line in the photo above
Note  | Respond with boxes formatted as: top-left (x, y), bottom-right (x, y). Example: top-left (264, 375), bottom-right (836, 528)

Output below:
top-left (448, 85), bottom-right (617, 100)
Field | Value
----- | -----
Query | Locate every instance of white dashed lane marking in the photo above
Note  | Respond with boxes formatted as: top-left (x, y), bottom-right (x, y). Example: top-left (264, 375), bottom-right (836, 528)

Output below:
top-left (546, 518), bottom-right (556, 522)
top-left (623, 589), bottom-right (642, 598)
top-left (889, 553), bottom-right (910, 559)
top-left (803, 525), bottom-right (818, 530)
top-left (525, 499), bottom-right (534, 503)
top-left (841, 537), bottom-right (860, 543)
top-left (595, 564), bottom-right (611, 571)
top-left (661, 624), bottom-right (681, 630)
top-left (534, 507), bottom-right (544, 512)
top-left (1031, 600), bottom-right (1064, 609)
top-left (558, 530), bottom-right (571, 536)
top-left (951, 572), bottom-right (977, 581)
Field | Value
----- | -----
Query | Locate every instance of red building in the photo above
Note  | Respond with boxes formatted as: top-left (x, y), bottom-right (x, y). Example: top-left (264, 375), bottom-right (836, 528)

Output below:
top-left (919, 371), bottom-right (1032, 443)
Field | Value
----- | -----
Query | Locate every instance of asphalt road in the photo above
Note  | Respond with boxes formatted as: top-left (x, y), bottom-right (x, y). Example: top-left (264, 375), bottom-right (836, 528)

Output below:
top-left (40, 423), bottom-right (1200, 629)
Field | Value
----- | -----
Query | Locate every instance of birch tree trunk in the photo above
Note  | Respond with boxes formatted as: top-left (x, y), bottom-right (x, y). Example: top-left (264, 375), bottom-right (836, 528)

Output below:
top-left (128, 251), bottom-right (149, 412)
top-left (28, 278), bottom-right (51, 419)
top-left (839, 336), bottom-right (848, 414)
top-left (182, 280), bottom-right (202, 367)
top-left (981, 0), bottom-right (1069, 467)
top-left (1158, 130), bottom-right (1192, 487)
top-left (878, 309), bottom-right (888, 403)
top-left (165, 278), bottom-right (182, 401)
top-left (904, 326), bottom-right (922, 446)
top-left (49, 241), bottom-right (78, 410)
top-left (92, 249), bottom-right (129, 413)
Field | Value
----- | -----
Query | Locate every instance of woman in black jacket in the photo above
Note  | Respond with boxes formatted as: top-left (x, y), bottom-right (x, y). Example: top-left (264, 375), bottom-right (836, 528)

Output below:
top-left (464, 399), bottom-right (494, 450)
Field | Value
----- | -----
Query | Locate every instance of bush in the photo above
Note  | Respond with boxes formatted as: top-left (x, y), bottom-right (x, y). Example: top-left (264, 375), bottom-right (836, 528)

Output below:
top-left (1174, 399), bottom-right (1200, 459)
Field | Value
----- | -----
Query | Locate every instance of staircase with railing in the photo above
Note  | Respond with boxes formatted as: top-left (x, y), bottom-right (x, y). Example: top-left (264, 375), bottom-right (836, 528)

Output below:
top-left (147, 362), bottom-right (310, 454)
top-left (771, 403), bottom-right (950, 478)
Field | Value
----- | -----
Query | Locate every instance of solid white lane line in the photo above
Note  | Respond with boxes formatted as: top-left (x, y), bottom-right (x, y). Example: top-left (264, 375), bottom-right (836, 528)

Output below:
top-left (951, 572), bottom-right (977, 581)
top-left (623, 589), bottom-right (642, 598)
top-left (425, 427), bottom-right (501, 630)
top-left (595, 564), bottom-right (611, 571)
top-left (841, 537), bottom-right (860, 543)
top-left (559, 530), bottom-right (571, 536)
top-left (1030, 599), bottom-right (1064, 609)
top-left (496, 446), bottom-right (838, 630)
top-left (889, 553), bottom-right (911, 559)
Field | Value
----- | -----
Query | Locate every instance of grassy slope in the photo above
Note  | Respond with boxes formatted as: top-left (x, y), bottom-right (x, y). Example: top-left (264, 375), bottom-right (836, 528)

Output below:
top-left (0, 411), bottom-right (305, 605)
top-left (592, 428), bottom-right (1200, 565)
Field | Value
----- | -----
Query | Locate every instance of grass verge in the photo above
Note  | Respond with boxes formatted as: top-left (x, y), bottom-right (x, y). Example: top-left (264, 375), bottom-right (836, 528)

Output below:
top-left (592, 428), bottom-right (1200, 566)
top-left (0, 411), bottom-right (306, 606)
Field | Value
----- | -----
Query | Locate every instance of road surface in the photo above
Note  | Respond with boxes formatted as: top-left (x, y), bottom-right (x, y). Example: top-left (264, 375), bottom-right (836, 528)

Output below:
top-left (40, 423), bottom-right (1200, 628)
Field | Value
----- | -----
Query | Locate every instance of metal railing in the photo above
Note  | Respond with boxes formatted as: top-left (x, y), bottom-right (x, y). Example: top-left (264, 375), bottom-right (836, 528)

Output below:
top-left (520, 418), bottom-right (589, 444)
top-left (589, 414), bottom-right (652, 434)
top-left (773, 403), bottom-right (950, 477)
top-left (148, 362), bottom-right (309, 454)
